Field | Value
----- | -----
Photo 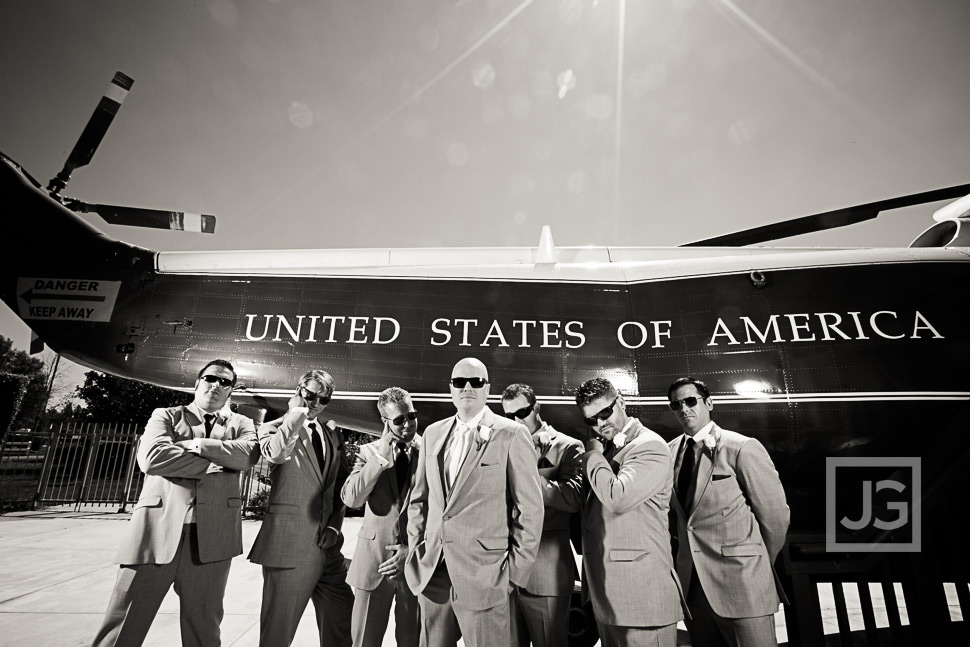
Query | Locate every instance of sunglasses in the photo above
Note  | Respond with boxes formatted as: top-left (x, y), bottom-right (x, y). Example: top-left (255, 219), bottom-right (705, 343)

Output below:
top-left (669, 396), bottom-right (701, 411)
top-left (583, 396), bottom-right (619, 427)
top-left (504, 403), bottom-right (535, 420)
top-left (383, 411), bottom-right (418, 427)
top-left (450, 377), bottom-right (489, 389)
top-left (200, 374), bottom-right (234, 388)
top-left (300, 386), bottom-right (332, 405)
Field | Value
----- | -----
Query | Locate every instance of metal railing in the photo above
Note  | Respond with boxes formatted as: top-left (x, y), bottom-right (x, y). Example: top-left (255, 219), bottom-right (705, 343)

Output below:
top-left (0, 422), bottom-right (271, 514)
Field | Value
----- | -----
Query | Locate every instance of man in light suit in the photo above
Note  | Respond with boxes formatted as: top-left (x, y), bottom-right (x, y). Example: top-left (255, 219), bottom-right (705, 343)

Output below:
top-left (576, 377), bottom-right (684, 647)
top-left (667, 376), bottom-right (790, 647)
top-left (405, 357), bottom-right (544, 647)
top-left (92, 359), bottom-right (259, 647)
top-left (248, 369), bottom-right (354, 647)
top-left (341, 387), bottom-right (422, 647)
top-left (501, 383), bottom-right (583, 647)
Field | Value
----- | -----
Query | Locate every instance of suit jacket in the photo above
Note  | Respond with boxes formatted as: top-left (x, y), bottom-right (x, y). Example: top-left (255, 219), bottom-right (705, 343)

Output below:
top-left (341, 435), bottom-right (422, 591)
top-left (404, 408), bottom-right (544, 611)
top-left (525, 425), bottom-right (584, 597)
top-left (248, 415), bottom-right (348, 568)
top-left (669, 424), bottom-right (790, 618)
top-left (581, 420), bottom-right (684, 627)
top-left (117, 405), bottom-right (258, 565)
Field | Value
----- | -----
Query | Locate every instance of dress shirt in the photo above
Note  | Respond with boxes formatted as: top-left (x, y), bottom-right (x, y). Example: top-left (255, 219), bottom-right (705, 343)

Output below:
top-left (674, 420), bottom-right (714, 476)
top-left (445, 407), bottom-right (487, 487)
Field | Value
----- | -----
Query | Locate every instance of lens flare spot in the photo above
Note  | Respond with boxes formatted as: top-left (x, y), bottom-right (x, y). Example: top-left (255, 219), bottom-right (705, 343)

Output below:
top-left (472, 62), bottom-right (496, 89)
top-left (287, 101), bottom-right (314, 129)
top-left (513, 211), bottom-right (528, 225)
top-left (557, 69), bottom-right (577, 99)
top-left (416, 25), bottom-right (440, 52)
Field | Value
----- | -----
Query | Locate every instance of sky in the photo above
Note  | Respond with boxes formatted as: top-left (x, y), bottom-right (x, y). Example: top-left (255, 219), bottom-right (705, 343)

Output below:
top-left (2, 0), bottom-right (969, 387)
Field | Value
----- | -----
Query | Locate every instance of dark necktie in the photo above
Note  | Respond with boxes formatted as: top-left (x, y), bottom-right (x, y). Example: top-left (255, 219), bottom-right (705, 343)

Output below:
top-left (203, 413), bottom-right (215, 438)
top-left (309, 422), bottom-right (326, 469)
top-left (677, 438), bottom-right (696, 511)
top-left (394, 443), bottom-right (410, 492)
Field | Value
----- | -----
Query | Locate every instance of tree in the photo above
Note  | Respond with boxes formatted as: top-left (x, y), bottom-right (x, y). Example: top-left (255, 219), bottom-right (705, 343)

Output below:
top-left (74, 371), bottom-right (191, 422)
top-left (0, 335), bottom-right (47, 432)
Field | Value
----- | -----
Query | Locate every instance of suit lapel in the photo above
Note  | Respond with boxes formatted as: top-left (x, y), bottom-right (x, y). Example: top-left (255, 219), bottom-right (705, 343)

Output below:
top-left (298, 424), bottom-right (325, 486)
top-left (181, 406), bottom-right (206, 439)
top-left (429, 421), bottom-right (452, 507)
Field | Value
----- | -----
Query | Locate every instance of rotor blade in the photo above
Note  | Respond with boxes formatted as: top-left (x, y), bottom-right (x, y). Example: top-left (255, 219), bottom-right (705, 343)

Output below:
top-left (72, 202), bottom-right (216, 233)
top-left (682, 183), bottom-right (970, 247)
top-left (47, 72), bottom-right (134, 195)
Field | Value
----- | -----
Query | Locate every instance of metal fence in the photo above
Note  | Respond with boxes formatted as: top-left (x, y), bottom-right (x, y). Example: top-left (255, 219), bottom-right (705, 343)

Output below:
top-left (0, 422), bottom-right (271, 515)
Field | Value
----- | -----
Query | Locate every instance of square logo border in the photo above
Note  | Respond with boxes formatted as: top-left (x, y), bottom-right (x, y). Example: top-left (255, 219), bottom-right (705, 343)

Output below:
top-left (825, 457), bottom-right (921, 553)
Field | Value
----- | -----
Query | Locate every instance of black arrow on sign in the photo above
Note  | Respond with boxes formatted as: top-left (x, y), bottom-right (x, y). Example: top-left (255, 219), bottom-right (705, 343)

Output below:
top-left (20, 289), bottom-right (106, 305)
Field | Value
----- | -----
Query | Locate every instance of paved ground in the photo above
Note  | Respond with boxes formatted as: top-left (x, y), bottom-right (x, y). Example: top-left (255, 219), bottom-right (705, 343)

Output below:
top-left (0, 506), bottom-right (899, 646)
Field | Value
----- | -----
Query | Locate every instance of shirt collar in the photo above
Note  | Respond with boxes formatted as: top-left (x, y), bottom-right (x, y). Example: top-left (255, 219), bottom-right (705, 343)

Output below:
top-left (456, 406), bottom-right (487, 429)
top-left (188, 402), bottom-right (219, 423)
top-left (619, 417), bottom-right (638, 436)
top-left (684, 421), bottom-right (715, 447)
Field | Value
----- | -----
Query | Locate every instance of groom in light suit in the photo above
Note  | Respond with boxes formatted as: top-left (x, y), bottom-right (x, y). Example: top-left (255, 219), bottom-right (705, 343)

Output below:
top-left (92, 359), bottom-right (258, 647)
top-left (405, 357), bottom-right (544, 647)
top-left (248, 369), bottom-right (354, 647)
top-left (667, 376), bottom-right (789, 647)
top-left (576, 377), bottom-right (684, 647)
top-left (341, 387), bottom-right (422, 647)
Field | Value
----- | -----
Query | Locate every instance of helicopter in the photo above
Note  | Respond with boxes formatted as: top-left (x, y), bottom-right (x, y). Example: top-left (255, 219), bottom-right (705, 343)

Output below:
top-left (3, 72), bottom-right (970, 642)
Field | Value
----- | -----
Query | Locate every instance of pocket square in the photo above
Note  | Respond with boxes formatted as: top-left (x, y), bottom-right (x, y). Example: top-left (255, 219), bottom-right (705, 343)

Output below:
top-left (537, 457), bottom-right (554, 468)
top-left (712, 473), bottom-right (733, 481)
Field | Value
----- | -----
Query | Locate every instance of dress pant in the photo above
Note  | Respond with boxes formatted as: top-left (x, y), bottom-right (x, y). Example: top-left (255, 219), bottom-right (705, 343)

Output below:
top-left (351, 577), bottom-right (420, 647)
top-left (684, 570), bottom-right (778, 647)
top-left (597, 622), bottom-right (677, 647)
top-left (92, 524), bottom-right (232, 647)
top-left (418, 560), bottom-right (510, 647)
top-left (259, 542), bottom-right (354, 647)
top-left (509, 588), bottom-right (570, 647)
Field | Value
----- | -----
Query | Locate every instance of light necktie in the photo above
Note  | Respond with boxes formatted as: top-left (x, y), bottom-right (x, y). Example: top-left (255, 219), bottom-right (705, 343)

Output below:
top-left (309, 422), bottom-right (326, 469)
top-left (677, 437), bottom-right (696, 511)
top-left (203, 413), bottom-right (215, 438)
top-left (394, 443), bottom-right (410, 492)
top-left (446, 424), bottom-right (469, 488)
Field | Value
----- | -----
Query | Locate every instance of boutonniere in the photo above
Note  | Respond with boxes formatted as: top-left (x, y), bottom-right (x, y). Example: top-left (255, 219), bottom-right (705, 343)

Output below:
top-left (612, 431), bottom-right (628, 449)
top-left (534, 430), bottom-right (552, 456)
top-left (475, 426), bottom-right (491, 451)
top-left (702, 430), bottom-right (718, 458)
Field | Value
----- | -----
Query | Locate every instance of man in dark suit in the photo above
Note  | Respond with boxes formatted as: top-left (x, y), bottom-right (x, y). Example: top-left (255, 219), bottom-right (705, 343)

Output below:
top-left (341, 386), bottom-right (421, 647)
top-left (248, 369), bottom-right (354, 647)
top-left (404, 357), bottom-right (544, 647)
top-left (501, 383), bottom-right (583, 647)
top-left (576, 377), bottom-right (684, 647)
top-left (92, 359), bottom-right (259, 647)
top-left (667, 376), bottom-right (789, 647)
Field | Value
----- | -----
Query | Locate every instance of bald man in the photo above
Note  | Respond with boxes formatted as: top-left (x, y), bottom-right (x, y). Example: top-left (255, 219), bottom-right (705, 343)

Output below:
top-left (404, 358), bottom-right (544, 647)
